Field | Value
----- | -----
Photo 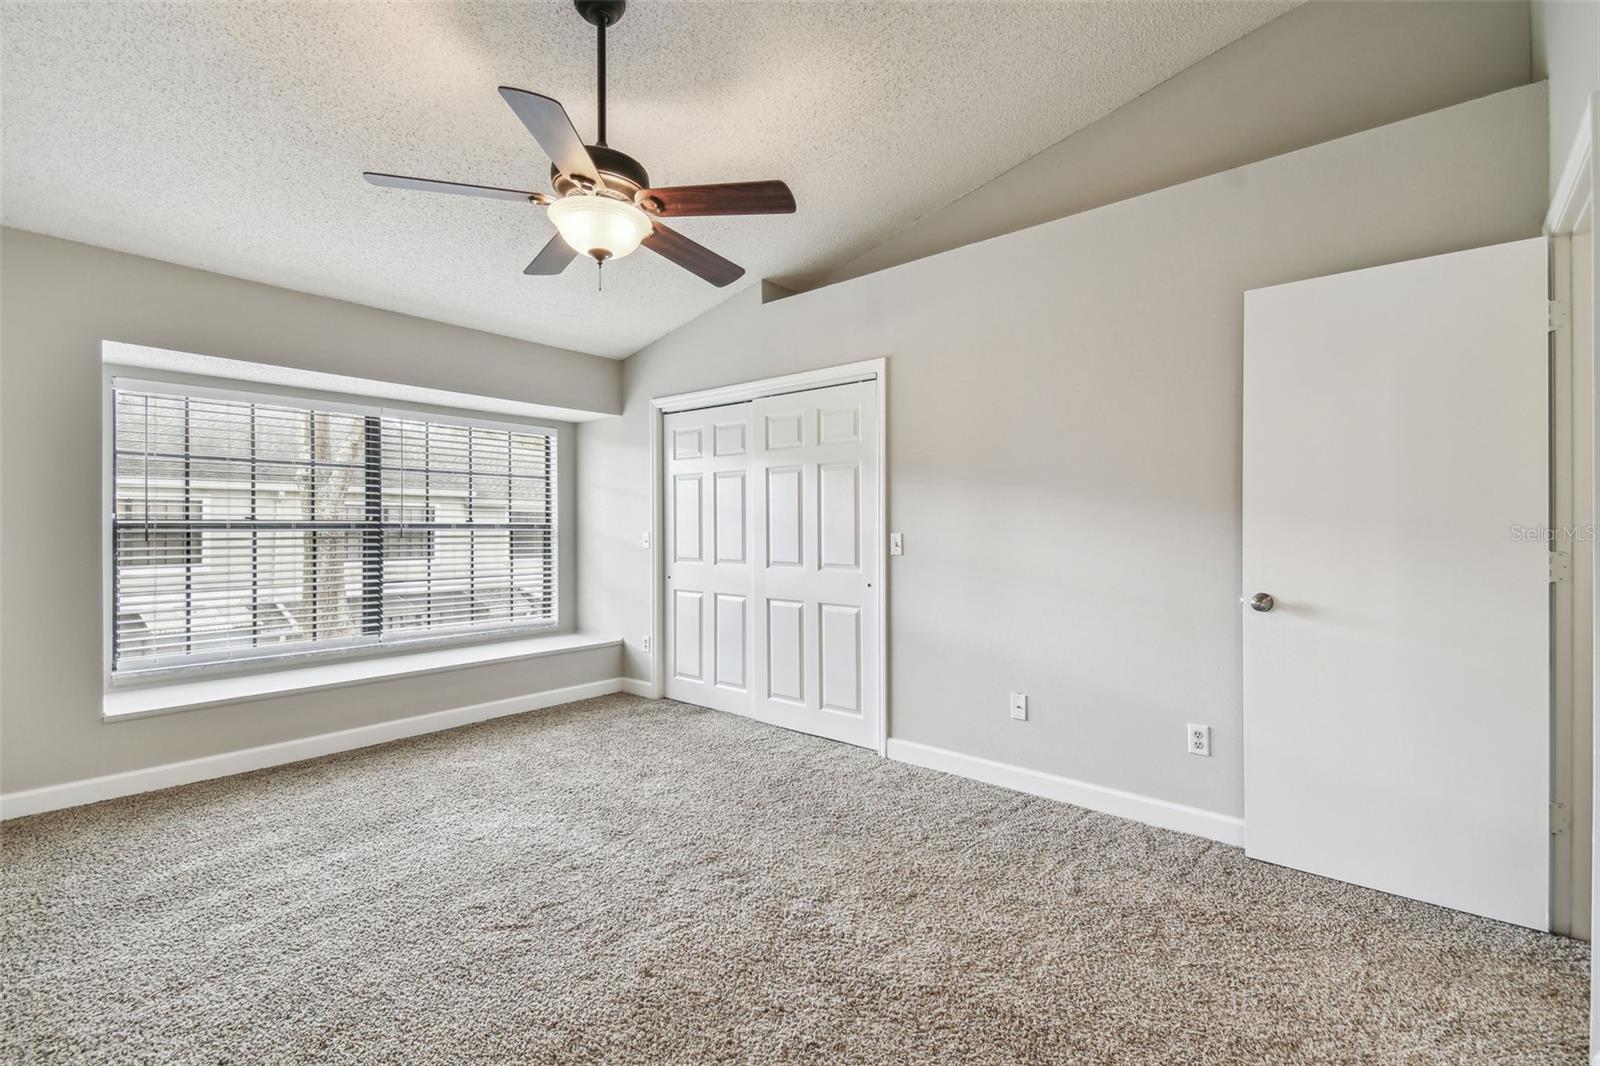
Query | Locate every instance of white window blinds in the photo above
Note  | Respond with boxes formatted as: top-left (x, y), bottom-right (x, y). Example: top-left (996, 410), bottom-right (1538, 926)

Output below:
top-left (112, 383), bottom-right (557, 675)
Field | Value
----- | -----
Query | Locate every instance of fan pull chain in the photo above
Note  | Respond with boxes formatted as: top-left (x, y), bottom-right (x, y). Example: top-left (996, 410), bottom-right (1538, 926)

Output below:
top-left (597, 258), bottom-right (603, 292)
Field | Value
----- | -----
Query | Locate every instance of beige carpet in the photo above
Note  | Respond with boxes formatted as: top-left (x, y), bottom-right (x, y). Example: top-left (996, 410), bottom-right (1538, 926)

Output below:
top-left (1, 694), bottom-right (1589, 1064)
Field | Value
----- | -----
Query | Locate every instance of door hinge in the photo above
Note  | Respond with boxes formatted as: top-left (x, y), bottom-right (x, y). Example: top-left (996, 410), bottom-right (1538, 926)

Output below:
top-left (1550, 300), bottom-right (1570, 332)
top-left (1550, 550), bottom-right (1572, 583)
top-left (1552, 801), bottom-right (1571, 837)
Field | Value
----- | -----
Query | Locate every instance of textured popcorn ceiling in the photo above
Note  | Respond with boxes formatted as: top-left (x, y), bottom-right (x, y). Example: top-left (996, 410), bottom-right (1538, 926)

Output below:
top-left (1, 1), bottom-right (1293, 359)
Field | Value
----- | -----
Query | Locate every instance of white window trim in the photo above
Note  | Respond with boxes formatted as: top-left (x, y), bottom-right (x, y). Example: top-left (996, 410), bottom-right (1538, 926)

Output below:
top-left (102, 364), bottom-right (565, 687)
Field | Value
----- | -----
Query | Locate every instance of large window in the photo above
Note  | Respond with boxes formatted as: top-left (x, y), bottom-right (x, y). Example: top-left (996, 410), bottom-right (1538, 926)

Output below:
top-left (111, 381), bottom-right (557, 676)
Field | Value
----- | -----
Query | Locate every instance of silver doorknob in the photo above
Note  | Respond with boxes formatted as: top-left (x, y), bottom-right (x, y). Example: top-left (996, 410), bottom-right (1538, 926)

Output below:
top-left (1248, 593), bottom-right (1275, 613)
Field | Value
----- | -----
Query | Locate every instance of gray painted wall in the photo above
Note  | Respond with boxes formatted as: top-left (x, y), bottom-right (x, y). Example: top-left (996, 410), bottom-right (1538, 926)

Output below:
top-left (1532, 0), bottom-right (1600, 197)
top-left (0, 230), bottom-right (624, 793)
top-left (819, 0), bottom-right (1533, 287)
top-left (578, 85), bottom-right (1548, 819)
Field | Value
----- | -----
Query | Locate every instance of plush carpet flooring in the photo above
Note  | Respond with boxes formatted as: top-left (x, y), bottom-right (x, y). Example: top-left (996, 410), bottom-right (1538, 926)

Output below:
top-left (2, 694), bottom-right (1589, 1064)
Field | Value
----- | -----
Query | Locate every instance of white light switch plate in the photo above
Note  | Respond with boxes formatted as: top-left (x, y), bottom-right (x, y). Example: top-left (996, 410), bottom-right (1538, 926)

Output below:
top-left (1010, 692), bottom-right (1028, 720)
top-left (642, 530), bottom-right (651, 549)
top-left (889, 532), bottom-right (904, 556)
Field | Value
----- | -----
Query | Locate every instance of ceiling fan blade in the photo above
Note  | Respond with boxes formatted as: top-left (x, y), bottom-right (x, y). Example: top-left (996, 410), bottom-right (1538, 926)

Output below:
top-left (642, 223), bottom-right (746, 288)
top-left (363, 172), bottom-right (550, 205)
top-left (637, 181), bottom-right (796, 217)
top-left (497, 87), bottom-right (602, 188)
top-left (524, 233), bottom-right (579, 276)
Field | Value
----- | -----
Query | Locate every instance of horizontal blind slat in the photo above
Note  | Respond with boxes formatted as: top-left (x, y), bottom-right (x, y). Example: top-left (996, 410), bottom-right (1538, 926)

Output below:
top-left (112, 385), bottom-right (557, 674)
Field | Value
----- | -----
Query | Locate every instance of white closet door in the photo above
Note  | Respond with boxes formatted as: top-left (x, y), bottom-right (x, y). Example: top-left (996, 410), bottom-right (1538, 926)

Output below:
top-left (663, 403), bottom-right (753, 717)
top-left (750, 380), bottom-right (880, 749)
top-left (1243, 237), bottom-right (1549, 929)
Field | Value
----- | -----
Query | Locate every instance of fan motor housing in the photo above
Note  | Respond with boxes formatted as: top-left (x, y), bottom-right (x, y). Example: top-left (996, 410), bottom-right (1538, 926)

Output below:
top-left (552, 145), bottom-right (650, 200)
top-left (575, 0), bottom-right (625, 27)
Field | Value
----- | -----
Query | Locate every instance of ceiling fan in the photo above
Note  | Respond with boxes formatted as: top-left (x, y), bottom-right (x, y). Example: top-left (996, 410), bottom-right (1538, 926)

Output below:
top-left (363, 0), bottom-right (794, 289)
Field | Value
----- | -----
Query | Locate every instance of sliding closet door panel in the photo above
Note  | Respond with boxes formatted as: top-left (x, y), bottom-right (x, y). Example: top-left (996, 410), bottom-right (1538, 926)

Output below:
top-left (750, 380), bottom-right (880, 749)
top-left (664, 403), bottom-right (753, 717)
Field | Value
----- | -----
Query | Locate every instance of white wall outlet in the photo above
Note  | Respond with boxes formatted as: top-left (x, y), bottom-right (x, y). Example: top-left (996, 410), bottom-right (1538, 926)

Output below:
top-left (889, 532), bottom-right (904, 556)
top-left (1009, 692), bottom-right (1028, 721)
top-left (1187, 723), bottom-right (1210, 757)
top-left (642, 634), bottom-right (651, 654)
top-left (642, 530), bottom-right (651, 549)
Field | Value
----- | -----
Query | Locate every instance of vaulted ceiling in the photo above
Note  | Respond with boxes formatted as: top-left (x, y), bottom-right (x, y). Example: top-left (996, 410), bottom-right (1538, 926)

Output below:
top-left (2, 1), bottom-right (1293, 358)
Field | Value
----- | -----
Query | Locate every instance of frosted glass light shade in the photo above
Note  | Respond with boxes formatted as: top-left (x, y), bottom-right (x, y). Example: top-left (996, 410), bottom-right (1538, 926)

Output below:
top-left (547, 195), bottom-right (653, 261)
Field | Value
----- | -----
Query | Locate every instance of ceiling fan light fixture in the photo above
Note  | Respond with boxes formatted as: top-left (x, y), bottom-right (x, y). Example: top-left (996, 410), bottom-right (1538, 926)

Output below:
top-left (365, 1), bottom-right (789, 288)
top-left (547, 194), bottom-right (652, 262)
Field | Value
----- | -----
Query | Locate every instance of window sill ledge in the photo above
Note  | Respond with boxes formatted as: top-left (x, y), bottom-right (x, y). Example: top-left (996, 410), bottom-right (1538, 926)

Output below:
top-left (102, 632), bottom-right (622, 722)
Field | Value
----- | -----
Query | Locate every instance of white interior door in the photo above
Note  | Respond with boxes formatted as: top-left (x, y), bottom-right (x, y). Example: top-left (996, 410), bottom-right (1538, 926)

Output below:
top-left (663, 403), bottom-right (753, 716)
top-left (750, 381), bottom-right (880, 749)
top-left (1242, 237), bottom-right (1550, 929)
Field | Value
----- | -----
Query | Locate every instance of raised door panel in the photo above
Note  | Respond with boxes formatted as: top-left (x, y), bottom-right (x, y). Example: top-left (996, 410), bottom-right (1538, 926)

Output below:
top-left (819, 603), bottom-right (861, 715)
top-left (766, 467), bottom-right (804, 567)
top-left (714, 471), bottom-right (746, 565)
top-left (818, 404), bottom-right (860, 445)
top-left (672, 589), bottom-right (703, 682)
top-left (818, 462), bottom-right (860, 571)
top-left (671, 427), bottom-right (703, 460)
top-left (764, 411), bottom-right (805, 450)
top-left (715, 593), bottom-right (747, 690)
top-left (713, 422), bottom-right (747, 457)
top-left (673, 474), bottom-right (703, 563)
top-left (766, 599), bottom-right (805, 704)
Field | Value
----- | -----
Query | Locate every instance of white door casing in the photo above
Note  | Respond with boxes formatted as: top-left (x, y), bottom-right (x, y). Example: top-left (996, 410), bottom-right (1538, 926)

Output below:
top-left (750, 381), bottom-right (881, 749)
top-left (663, 403), bottom-right (753, 716)
top-left (1242, 237), bottom-right (1550, 929)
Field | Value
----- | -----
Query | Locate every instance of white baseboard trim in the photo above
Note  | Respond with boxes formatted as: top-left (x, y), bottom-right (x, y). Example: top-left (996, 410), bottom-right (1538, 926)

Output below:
top-left (619, 677), bottom-right (655, 698)
top-left (886, 738), bottom-right (1246, 847)
top-left (1, 678), bottom-right (624, 821)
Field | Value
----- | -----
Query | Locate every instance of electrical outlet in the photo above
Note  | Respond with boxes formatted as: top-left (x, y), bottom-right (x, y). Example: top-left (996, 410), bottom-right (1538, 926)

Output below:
top-left (1187, 723), bottom-right (1210, 757)
top-left (889, 532), bottom-right (904, 556)
top-left (642, 634), bottom-right (651, 654)
top-left (1009, 692), bottom-right (1028, 721)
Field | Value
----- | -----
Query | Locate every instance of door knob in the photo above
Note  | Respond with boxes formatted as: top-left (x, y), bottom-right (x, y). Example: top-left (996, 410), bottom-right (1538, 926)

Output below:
top-left (1248, 592), bottom-right (1275, 613)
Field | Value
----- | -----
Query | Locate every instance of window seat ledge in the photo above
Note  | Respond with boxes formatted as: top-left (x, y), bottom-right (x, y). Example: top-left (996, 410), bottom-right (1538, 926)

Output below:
top-left (103, 633), bottom-right (623, 721)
